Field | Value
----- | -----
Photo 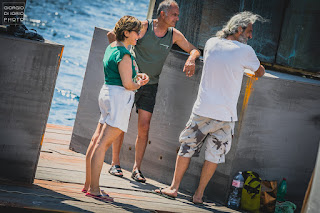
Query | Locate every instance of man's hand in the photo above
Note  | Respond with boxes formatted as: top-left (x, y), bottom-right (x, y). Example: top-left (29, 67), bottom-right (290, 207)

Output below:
top-left (183, 58), bottom-right (196, 77)
top-left (173, 29), bottom-right (200, 77)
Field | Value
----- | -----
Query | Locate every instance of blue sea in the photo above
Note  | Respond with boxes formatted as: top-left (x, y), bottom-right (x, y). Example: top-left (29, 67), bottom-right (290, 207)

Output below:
top-left (24, 0), bottom-right (149, 126)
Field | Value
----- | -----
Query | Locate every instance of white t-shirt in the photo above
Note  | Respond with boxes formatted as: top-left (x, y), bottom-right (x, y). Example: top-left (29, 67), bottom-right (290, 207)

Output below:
top-left (192, 37), bottom-right (260, 122)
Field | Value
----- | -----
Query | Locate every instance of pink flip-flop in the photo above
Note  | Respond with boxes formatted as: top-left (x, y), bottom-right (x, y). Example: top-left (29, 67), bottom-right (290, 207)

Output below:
top-left (82, 188), bottom-right (107, 194)
top-left (85, 192), bottom-right (114, 202)
top-left (82, 189), bottom-right (107, 194)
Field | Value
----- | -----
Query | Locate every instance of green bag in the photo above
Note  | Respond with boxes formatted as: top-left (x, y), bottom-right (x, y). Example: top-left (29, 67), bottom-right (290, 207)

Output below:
top-left (275, 201), bottom-right (296, 213)
top-left (241, 171), bottom-right (262, 213)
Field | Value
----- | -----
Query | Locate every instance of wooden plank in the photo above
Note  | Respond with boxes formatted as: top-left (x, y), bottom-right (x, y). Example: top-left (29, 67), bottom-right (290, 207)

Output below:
top-left (46, 124), bottom-right (73, 131)
top-left (301, 170), bottom-right (314, 213)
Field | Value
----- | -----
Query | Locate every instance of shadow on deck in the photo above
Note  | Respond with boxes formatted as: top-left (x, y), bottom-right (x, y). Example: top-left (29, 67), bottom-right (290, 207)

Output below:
top-left (0, 124), bottom-right (239, 213)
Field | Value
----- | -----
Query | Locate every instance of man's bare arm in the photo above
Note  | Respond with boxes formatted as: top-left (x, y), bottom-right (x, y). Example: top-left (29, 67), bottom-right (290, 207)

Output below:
top-left (255, 65), bottom-right (265, 77)
top-left (173, 28), bottom-right (201, 77)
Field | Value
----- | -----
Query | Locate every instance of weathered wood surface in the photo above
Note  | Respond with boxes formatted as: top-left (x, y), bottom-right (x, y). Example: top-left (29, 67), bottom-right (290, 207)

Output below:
top-left (0, 124), bottom-right (239, 213)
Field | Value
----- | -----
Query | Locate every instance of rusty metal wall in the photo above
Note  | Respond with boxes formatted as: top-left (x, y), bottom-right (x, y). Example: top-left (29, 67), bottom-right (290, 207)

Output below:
top-left (152, 0), bottom-right (319, 72)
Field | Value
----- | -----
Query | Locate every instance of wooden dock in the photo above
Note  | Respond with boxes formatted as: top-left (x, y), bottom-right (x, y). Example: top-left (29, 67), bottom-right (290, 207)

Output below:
top-left (0, 124), bottom-right (238, 212)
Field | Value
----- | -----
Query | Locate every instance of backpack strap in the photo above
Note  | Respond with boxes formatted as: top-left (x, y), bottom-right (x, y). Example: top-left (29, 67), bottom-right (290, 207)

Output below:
top-left (244, 184), bottom-right (261, 199)
top-left (251, 171), bottom-right (261, 179)
top-left (248, 177), bottom-right (261, 184)
top-left (243, 172), bottom-right (262, 199)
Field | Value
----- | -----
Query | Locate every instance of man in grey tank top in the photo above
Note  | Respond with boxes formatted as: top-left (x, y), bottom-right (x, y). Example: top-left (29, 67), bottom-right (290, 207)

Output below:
top-left (107, 0), bottom-right (200, 182)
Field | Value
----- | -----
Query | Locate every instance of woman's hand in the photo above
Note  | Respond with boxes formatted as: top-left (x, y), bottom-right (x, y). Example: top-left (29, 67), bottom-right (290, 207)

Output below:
top-left (119, 55), bottom-right (149, 90)
top-left (136, 73), bottom-right (149, 86)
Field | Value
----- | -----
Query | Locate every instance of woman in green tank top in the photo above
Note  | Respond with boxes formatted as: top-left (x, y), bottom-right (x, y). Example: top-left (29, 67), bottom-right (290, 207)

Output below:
top-left (83, 16), bottom-right (149, 201)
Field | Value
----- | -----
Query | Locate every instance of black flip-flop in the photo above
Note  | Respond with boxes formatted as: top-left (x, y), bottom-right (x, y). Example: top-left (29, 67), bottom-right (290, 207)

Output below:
top-left (131, 169), bottom-right (146, 183)
top-left (153, 188), bottom-right (176, 200)
top-left (108, 165), bottom-right (123, 177)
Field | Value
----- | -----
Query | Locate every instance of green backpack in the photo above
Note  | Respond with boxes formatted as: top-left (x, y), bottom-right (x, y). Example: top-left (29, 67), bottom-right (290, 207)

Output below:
top-left (241, 171), bottom-right (262, 213)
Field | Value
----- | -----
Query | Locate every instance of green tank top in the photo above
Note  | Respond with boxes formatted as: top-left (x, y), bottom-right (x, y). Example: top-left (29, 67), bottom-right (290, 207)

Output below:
top-left (130, 19), bottom-right (173, 85)
top-left (103, 45), bottom-right (138, 87)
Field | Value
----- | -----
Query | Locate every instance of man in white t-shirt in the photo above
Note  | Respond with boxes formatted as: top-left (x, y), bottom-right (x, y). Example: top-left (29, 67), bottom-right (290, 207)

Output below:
top-left (155, 11), bottom-right (266, 204)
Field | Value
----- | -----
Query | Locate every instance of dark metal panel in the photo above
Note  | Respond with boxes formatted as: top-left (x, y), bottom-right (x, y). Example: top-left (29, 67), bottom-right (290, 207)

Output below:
top-left (151, 0), bottom-right (320, 72)
top-left (190, 0), bottom-right (286, 63)
top-left (242, 0), bottom-right (287, 63)
top-left (276, 0), bottom-right (320, 72)
top-left (151, 0), bottom-right (204, 47)
top-left (151, 0), bottom-right (162, 18)
top-left (198, 0), bottom-right (241, 49)
top-left (174, 0), bottom-right (204, 47)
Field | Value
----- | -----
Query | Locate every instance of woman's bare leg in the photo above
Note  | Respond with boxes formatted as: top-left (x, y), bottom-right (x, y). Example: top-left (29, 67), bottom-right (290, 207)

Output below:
top-left (88, 124), bottom-right (123, 195)
top-left (83, 123), bottom-right (103, 191)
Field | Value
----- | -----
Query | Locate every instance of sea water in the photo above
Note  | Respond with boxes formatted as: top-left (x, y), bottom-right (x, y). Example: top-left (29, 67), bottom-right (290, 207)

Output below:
top-left (24, 0), bottom-right (149, 126)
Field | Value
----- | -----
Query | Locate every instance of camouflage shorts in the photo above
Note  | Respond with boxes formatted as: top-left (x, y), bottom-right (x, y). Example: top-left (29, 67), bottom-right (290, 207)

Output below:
top-left (178, 113), bottom-right (235, 164)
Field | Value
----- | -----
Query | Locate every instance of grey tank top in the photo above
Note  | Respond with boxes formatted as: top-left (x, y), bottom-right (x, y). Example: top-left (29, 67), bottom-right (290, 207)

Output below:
top-left (130, 19), bottom-right (173, 85)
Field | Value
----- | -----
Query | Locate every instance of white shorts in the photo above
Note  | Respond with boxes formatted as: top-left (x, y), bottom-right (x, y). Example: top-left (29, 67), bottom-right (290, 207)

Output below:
top-left (98, 84), bottom-right (134, 132)
top-left (178, 113), bottom-right (235, 164)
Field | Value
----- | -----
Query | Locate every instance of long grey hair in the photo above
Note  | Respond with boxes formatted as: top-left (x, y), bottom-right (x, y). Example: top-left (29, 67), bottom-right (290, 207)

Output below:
top-left (216, 11), bottom-right (266, 38)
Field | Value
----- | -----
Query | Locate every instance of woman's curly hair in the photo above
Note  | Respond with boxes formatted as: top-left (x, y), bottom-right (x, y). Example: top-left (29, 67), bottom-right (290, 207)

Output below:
top-left (114, 15), bottom-right (141, 41)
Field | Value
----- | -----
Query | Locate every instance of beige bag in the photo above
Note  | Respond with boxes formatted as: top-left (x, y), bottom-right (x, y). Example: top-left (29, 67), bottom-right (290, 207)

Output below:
top-left (260, 180), bottom-right (277, 213)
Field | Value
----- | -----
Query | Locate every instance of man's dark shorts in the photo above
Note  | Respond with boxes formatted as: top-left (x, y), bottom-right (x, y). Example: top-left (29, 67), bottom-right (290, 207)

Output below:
top-left (134, 84), bottom-right (158, 113)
